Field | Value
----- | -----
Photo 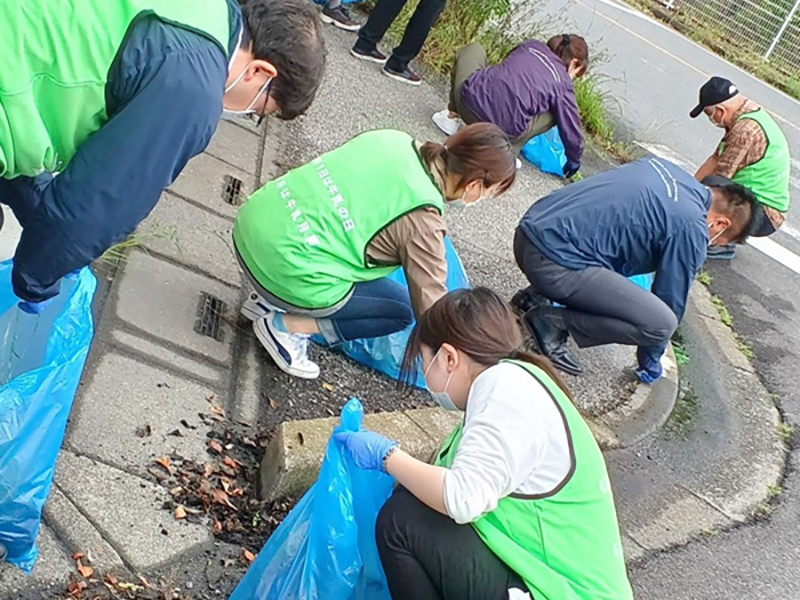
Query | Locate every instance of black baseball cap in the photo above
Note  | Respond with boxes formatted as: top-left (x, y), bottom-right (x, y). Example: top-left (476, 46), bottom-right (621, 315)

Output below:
top-left (690, 76), bottom-right (739, 118)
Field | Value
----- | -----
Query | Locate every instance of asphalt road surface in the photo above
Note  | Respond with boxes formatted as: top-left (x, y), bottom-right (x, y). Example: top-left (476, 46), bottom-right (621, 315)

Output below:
top-left (534, 0), bottom-right (800, 595)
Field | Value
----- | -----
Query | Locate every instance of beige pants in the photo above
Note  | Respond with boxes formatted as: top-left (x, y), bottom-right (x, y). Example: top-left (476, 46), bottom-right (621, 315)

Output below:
top-left (448, 42), bottom-right (555, 153)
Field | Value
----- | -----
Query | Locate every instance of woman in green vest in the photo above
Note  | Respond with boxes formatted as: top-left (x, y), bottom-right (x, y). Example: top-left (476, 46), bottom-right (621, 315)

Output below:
top-left (234, 124), bottom-right (516, 379)
top-left (335, 288), bottom-right (634, 600)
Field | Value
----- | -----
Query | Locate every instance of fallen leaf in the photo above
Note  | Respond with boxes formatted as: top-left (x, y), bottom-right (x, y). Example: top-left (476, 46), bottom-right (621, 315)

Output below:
top-left (174, 505), bottom-right (187, 520)
top-left (117, 582), bottom-right (144, 592)
top-left (229, 485), bottom-right (245, 498)
top-left (222, 456), bottom-right (241, 471)
top-left (135, 424), bottom-right (153, 438)
top-left (169, 486), bottom-right (183, 497)
top-left (156, 382), bottom-right (171, 389)
top-left (71, 551), bottom-right (84, 561)
top-left (206, 394), bottom-right (216, 402)
top-left (167, 429), bottom-right (184, 437)
top-left (322, 382), bottom-right (334, 392)
top-left (153, 456), bottom-right (172, 474)
top-left (212, 520), bottom-right (223, 535)
top-left (209, 404), bottom-right (226, 420)
top-left (207, 440), bottom-right (223, 454)
top-left (138, 575), bottom-right (153, 588)
top-left (105, 573), bottom-right (119, 586)
top-left (268, 397), bottom-right (279, 411)
top-left (242, 436), bottom-right (257, 447)
top-left (76, 560), bottom-right (94, 579)
top-left (67, 579), bottom-right (88, 597)
top-left (220, 477), bottom-right (233, 494)
top-left (225, 443), bottom-right (234, 450)
top-left (203, 462), bottom-right (216, 477)
top-left (243, 548), bottom-right (256, 563)
top-left (180, 419), bottom-right (197, 430)
top-left (211, 488), bottom-right (238, 511)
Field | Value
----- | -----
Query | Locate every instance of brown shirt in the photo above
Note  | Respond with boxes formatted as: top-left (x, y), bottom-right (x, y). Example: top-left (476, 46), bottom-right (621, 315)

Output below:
top-left (715, 99), bottom-right (768, 179)
top-left (365, 148), bottom-right (449, 318)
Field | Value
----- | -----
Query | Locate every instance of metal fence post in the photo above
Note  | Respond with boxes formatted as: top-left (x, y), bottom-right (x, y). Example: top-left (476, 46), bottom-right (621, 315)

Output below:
top-left (764, 0), bottom-right (800, 60)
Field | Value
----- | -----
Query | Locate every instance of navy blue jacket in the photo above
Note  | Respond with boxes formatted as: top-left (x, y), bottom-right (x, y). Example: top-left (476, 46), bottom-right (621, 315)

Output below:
top-left (519, 158), bottom-right (711, 364)
top-left (0, 0), bottom-right (241, 302)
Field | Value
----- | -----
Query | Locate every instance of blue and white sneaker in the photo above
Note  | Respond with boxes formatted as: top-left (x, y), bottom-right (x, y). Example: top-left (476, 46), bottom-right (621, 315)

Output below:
top-left (253, 313), bottom-right (320, 379)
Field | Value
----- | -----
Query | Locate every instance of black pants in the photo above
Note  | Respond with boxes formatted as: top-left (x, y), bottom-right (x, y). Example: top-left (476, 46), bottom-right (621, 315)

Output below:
top-left (513, 228), bottom-right (678, 349)
top-left (376, 487), bottom-right (526, 600)
top-left (355, 0), bottom-right (447, 71)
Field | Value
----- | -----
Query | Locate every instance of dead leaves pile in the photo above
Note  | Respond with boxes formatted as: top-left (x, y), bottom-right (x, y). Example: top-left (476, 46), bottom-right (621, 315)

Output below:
top-left (65, 557), bottom-right (178, 600)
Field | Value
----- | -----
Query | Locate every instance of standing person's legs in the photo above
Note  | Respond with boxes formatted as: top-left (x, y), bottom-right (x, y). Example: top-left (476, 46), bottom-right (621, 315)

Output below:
top-left (385, 0), bottom-right (448, 72)
top-left (376, 487), bottom-right (527, 600)
top-left (354, 0), bottom-right (409, 54)
top-left (448, 42), bottom-right (487, 122)
top-left (509, 112), bottom-right (556, 155)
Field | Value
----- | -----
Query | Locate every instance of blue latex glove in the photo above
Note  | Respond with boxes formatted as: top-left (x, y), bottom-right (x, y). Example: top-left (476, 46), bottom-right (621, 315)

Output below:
top-left (18, 298), bottom-right (53, 315)
top-left (635, 347), bottom-right (663, 383)
top-left (563, 160), bottom-right (580, 179)
top-left (334, 430), bottom-right (398, 472)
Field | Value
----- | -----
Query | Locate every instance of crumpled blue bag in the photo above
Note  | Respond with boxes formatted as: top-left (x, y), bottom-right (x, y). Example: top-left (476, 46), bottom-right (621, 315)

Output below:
top-left (314, 236), bottom-right (469, 388)
top-left (0, 263), bottom-right (96, 572)
top-left (229, 398), bottom-right (394, 600)
top-left (521, 127), bottom-right (567, 176)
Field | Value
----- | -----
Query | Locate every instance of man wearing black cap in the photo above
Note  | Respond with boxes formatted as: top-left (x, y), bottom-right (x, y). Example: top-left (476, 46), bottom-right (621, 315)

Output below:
top-left (692, 76), bottom-right (791, 259)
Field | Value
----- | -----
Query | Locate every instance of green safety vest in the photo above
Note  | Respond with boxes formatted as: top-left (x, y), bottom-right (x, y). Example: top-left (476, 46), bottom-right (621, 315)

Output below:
top-left (233, 129), bottom-right (446, 310)
top-left (0, 0), bottom-right (230, 179)
top-left (435, 360), bottom-right (633, 600)
top-left (719, 109), bottom-right (791, 213)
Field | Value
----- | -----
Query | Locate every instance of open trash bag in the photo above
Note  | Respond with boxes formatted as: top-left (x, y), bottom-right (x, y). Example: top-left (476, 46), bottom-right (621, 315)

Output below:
top-left (229, 398), bottom-right (394, 600)
top-left (0, 263), bottom-right (96, 572)
top-left (521, 127), bottom-right (567, 176)
top-left (314, 236), bottom-right (469, 388)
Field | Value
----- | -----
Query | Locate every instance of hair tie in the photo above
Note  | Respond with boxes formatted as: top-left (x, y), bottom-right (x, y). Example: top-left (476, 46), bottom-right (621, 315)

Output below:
top-left (561, 33), bottom-right (571, 47)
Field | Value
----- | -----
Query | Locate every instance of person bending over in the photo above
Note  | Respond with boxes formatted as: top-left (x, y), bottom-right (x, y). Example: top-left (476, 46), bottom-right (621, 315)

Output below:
top-left (233, 124), bottom-right (516, 379)
top-left (335, 288), bottom-right (634, 600)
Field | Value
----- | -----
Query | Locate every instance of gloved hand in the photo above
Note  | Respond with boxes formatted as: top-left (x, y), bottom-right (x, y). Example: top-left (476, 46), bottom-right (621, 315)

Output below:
top-left (563, 160), bottom-right (580, 179)
top-left (334, 429), bottom-right (398, 472)
top-left (18, 298), bottom-right (53, 315)
top-left (635, 347), bottom-right (663, 383)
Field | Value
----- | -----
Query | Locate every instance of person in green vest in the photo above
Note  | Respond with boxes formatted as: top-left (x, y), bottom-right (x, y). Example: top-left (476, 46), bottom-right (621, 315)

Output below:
top-left (693, 76), bottom-right (792, 259)
top-left (0, 0), bottom-right (325, 313)
top-left (334, 287), bottom-right (634, 600)
top-left (234, 124), bottom-right (516, 379)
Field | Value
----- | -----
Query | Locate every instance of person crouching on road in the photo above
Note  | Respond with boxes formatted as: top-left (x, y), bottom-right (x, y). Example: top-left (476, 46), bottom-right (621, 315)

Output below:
top-left (233, 123), bottom-right (516, 379)
top-left (334, 288), bottom-right (634, 600)
top-left (431, 34), bottom-right (589, 178)
top-left (511, 157), bottom-right (756, 381)
top-left (692, 76), bottom-right (792, 260)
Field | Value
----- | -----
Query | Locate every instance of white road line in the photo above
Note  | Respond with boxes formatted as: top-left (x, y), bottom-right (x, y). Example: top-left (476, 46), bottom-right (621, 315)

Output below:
top-left (748, 237), bottom-right (800, 276)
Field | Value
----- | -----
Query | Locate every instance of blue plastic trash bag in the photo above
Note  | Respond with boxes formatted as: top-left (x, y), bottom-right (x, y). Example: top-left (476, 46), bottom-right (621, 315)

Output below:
top-left (629, 273), bottom-right (653, 291)
top-left (0, 263), bottom-right (96, 572)
top-left (314, 236), bottom-right (469, 388)
top-left (229, 398), bottom-right (394, 600)
top-left (521, 127), bottom-right (567, 176)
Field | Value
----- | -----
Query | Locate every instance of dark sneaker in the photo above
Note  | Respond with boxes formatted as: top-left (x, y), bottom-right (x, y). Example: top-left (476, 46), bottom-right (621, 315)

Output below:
top-left (382, 63), bottom-right (421, 86)
top-left (350, 45), bottom-right (388, 64)
top-left (522, 307), bottom-right (583, 375)
top-left (706, 243), bottom-right (736, 260)
top-left (321, 5), bottom-right (360, 32)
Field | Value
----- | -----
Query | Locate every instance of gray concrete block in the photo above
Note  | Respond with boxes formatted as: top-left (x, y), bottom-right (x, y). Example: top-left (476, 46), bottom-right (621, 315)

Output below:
top-left (688, 282), bottom-right (725, 322)
top-left (205, 120), bottom-right (261, 175)
top-left (43, 486), bottom-right (125, 574)
top-left (169, 153), bottom-right (254, 219)
top-left (55, 451), bottom-right (210, 572)
top-left (139, 194), bottom-right (241, 285)
top-left (231, 333), bottom-right (263, 426)
top-left (111, 330), bottom-right (224, 385)
top-left (0, 526), bottom-right (74, 600)
top-left (404, 408), bottom-right (461, 443)
top-left (114, 251), bottom-right (238, 365)
top-left (67, 352), bottom-right (218, 473)
top-left (258, 410), bottom-right (438, 501)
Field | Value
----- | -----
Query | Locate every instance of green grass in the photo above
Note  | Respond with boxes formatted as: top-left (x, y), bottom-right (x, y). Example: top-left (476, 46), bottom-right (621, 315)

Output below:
top-left (697, 270), bottom-right (712, 286)
top-left (777, 422), bottom-right (794, 444)
top-left (100, 225), bottom-right (181, 266)
top-left (710, 294), bottom-right (733, 327)
top-left (666, 387), bottom-right (699, 434)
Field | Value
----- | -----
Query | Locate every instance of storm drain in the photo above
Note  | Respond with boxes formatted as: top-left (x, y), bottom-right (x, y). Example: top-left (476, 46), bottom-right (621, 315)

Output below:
top-left (195, 292), bottom-right (226, 341)
top-left (222, 174), bottom-right (244, 205)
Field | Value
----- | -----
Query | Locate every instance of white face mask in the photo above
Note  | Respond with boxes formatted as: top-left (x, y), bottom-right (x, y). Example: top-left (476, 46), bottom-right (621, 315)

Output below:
top-left (222, 64), bottom-right (272, 121)
top-left (447, 184), bottom-right (488, 208)
top-left (424, 348), bottom-right (460, 411)
top-left (707, 108), bottom-right (725, 129)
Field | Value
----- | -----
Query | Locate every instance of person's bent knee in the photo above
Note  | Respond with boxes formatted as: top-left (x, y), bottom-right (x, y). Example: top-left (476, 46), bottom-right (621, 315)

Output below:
top-left (639, 309), bottom-right (678, 346)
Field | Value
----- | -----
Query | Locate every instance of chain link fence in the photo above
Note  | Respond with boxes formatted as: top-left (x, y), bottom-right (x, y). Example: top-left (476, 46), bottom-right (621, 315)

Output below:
top-left (656, 0), bottom-right (800, 79)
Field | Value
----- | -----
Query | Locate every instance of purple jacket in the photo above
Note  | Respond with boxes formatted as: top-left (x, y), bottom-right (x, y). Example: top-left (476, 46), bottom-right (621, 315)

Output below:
top-left (460, 40), bottom-right (584, 164)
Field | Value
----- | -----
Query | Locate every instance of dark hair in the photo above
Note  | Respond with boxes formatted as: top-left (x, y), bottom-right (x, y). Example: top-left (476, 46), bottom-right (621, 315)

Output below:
top-left (419, 123), bottom-right (516, 195)
top-left (547, 34), bottom-right (589, 78)
top-left (400, 288), bottom-right (572, 398)
top-left (710, 183), bottom-right (758, 243)
top-left (239, 0), bottom-right (326, 120)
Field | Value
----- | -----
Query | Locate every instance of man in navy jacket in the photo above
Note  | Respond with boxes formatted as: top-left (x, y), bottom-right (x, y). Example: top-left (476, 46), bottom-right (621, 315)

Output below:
top-left (513, 158), bottom-right (756, 381)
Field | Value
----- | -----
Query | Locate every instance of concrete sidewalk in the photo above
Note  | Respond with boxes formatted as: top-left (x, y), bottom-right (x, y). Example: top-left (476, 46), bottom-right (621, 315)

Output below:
top-left (0, 25), bottom-right (784, 598)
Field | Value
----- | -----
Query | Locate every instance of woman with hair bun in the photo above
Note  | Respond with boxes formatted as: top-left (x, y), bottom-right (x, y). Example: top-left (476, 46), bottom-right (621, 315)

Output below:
top-left (433, 34), bottom-right (590, 178)
top-left (234, 124), bottom-right (516, 379)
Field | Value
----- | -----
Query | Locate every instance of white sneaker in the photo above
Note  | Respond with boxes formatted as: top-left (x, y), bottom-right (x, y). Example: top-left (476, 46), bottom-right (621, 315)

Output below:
top-left (432, 109), bottom-right (462, 136)
top-left (253, 314), bottom-right (320, 379)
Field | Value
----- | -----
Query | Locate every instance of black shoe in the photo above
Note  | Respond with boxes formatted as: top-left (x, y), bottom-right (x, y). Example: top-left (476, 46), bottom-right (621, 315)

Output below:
top-left (350, 45), bottom-right (388, 64)
top-left (382, 63), bottom-right (421, 86)
top-left (321, 5), bottom-right (360, 31)
top-left (706, 243), bottom-right (736, 260)
top-left (510, 287), bottom-right (548, 315)
top-left (523, 307), bottom-right (583, 375)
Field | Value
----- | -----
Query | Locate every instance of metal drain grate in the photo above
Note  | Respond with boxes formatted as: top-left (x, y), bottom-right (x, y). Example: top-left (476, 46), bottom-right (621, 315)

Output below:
top-left (195, 292), bottom-right (226, 341)
top-left (222, 174), bottom-right (244, 205)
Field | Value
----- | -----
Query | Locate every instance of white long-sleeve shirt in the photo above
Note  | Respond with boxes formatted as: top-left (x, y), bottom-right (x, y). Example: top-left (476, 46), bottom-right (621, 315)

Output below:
top-left (442, 362), bottom-right (573, 525)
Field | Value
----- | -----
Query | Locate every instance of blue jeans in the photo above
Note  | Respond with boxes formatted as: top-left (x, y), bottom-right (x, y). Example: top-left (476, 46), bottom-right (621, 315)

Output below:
top-left (317, 277), bottom-right (414, 344)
